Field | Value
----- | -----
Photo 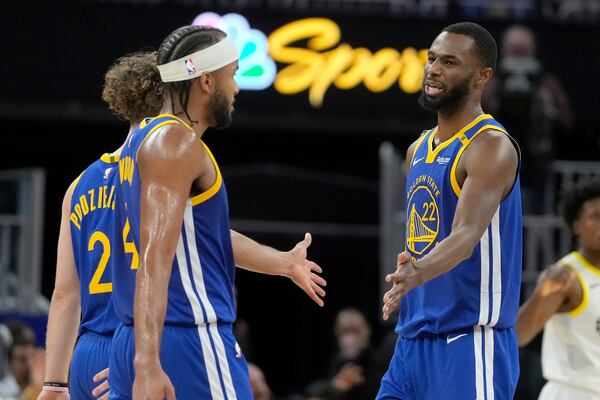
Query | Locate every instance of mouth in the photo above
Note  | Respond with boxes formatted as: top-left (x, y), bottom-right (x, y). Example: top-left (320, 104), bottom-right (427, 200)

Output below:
top-left (424, 80), bottom-right (445, 97)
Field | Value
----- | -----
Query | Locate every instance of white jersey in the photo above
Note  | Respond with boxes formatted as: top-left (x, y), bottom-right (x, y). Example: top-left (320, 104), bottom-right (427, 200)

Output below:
top-left (542, 251), bottom-right (600, 395)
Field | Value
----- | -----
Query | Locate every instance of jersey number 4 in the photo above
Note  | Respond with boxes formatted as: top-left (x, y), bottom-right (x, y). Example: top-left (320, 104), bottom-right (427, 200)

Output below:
top-left (88, 218), bottom-right (139, 295)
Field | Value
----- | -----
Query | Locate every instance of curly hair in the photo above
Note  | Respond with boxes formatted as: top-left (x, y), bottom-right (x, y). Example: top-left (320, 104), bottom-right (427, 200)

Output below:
top-left (560, 178), bottom-right (600, 230)
top-left (102, 51), bottom-right (163, 123)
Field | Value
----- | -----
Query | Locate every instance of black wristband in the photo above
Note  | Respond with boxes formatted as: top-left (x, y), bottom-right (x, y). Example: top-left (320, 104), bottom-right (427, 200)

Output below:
top-left (43, 382), bottom-right (68, 388)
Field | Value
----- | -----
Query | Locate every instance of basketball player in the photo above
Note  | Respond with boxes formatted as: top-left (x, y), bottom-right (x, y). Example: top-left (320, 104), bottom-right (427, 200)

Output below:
top-left (37, 52), bottom-right (163, 400)
top-left (108, 26), bottom-right (327, 400)
top-left (517, 179), bottom-right (600, 399)
top-left (378, 22), bottom-right (522, 399)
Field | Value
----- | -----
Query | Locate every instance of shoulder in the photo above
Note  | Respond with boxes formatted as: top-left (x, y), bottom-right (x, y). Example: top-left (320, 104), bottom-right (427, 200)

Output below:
top-left (141, 122), bottom-right (204, 162)
top-left (463, 128), bottom-right (518, 171)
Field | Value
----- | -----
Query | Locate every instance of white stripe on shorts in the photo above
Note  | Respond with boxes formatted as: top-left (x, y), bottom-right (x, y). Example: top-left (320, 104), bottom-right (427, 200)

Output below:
top-left (184, 204), bottom-right (238, 400)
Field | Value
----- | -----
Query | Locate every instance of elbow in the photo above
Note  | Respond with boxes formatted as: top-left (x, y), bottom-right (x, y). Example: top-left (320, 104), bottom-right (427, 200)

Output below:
top-left (51, 286), bottom-right (79, 303)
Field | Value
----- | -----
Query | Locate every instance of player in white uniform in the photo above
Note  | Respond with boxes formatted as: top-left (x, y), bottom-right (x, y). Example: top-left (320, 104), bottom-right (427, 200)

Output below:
top-left (517, 179), bottom-right (600, 399)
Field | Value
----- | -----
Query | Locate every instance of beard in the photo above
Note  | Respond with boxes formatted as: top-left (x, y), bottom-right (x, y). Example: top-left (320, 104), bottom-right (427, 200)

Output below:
top-left (209, 88), bottom-right (233, 129)
top-left (418, 75), bottom-right (471, 114)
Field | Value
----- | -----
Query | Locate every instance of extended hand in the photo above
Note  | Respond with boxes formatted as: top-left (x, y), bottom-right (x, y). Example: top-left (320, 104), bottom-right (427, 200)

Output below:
top-left (132, 363), bottom-right (176, 400)
top-left (92, 368), bottom-right (109, 399)
top-left (288, 233), bottom-right (327, 307)
top-left (382, 251), bottom-right (421, 320)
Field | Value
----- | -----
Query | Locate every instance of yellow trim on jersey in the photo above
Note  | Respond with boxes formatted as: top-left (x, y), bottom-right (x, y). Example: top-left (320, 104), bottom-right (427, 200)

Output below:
top-left (191, 141), bottom-right (223, 206)
top-left (572, 251), bottom-right (600, 279)
top-left (449, 124), bottom-right (509, 197)
top-left (100, 153), bottom-right (120, 163)
top-left (425, 114), bottom-right (493, 163)
top-left (71, 172), bottom-right (84, 191)
top-left (562, 261), bottom-right (590, 317)
top-left (139, 118), bottom-right (150, 129)
top-left (154, 113), bottom-right (194, 131)
top-left (408, 131), bottom-right (431, 169)
top-left (134, 120), bottom-right (181, 162)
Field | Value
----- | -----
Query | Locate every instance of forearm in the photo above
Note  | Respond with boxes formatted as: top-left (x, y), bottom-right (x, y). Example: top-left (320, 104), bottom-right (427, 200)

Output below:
top-left (516, 288), bottom-right (564, 347)
top-left (44, 289), bottom-right (80, 382)
top-left (414, 226), bottom-right (479, 284)
top-left (133, 255), bottom-right (172, 366)
top-left (231, 230), bottom-right (291, 276)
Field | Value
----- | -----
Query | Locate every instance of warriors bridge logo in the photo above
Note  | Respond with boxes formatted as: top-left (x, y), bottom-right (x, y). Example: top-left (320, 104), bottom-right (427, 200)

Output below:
top-left (406, 175), bottom-right (440, 255)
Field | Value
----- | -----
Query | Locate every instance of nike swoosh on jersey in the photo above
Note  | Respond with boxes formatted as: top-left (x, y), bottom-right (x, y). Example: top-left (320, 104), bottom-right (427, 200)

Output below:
top-left (412, 156), bottom-right (425, 166)
top-left (446, 333), bottom-right (468, 344)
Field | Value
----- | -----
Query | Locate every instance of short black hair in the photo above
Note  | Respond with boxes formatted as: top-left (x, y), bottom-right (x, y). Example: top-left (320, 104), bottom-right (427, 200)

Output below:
top-left (442, 22), bottom-right (497, 71)
top-left (157, 25), bottom-right (226, 124)
top-left (560, 178), bottom-right (600, 230)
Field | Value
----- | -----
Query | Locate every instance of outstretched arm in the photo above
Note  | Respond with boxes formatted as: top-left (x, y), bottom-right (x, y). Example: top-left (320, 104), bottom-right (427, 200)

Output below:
top-left (231, 230), bottom-right (326, 307)
top-left (132, 126), bottom-right (204, 400)
top-left (37, 184), bottom-right (80, 400)
top-left (383, 130), bottom-right (519, 320)
top-left (516, 264), bottom-right (581, 346)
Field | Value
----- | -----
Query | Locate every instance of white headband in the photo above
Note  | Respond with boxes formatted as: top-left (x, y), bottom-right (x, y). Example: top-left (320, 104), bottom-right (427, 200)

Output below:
top-left (157, 36), bottom-right (239, 83)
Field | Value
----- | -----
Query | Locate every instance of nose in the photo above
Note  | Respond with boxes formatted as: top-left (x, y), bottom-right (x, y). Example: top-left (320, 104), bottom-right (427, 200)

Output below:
top-left (233, 81), bottom-right (240, 96)
top-left (427, 58), bottom-right (442, 78)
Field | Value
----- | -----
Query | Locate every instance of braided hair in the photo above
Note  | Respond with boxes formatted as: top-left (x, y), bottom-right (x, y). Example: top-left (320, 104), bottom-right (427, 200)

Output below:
top-left (157, 25), bottom-right (226, 124)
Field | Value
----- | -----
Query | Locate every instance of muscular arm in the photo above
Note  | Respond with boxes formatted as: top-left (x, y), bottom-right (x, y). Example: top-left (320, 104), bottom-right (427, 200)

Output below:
top-left (414, 131), bottom-right (518, 282)
top-left (42, 184), bottom-right (81, 384)
top-left (516, 264), bottom-right (581, 346)
top-left (383, 130), bottom-right (519, 319)
top-left (230, 230), bottom-right (327, 306)
top-left (133, 126), bottom-right (203, 383)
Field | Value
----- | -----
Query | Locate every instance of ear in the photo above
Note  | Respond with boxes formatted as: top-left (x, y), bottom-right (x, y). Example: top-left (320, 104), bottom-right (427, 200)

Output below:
top-left (197, 71), bottom-right (214, 94)
top-left (475, 67), bottom-right (493, 87)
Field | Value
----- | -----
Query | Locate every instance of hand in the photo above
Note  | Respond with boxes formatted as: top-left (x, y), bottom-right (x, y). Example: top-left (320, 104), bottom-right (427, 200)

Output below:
top-left (537, 264), bottom-right (577, 297)
top-left (36, 391), bottom-right (69, 400)
top-left (331, 362), bottom-right (365, 391)
top-left (382, 251), bottom-right (421, 321)
top-left (132, 362), bottom-right (176, 400)
top-left (287, 233), bottom-right (327, 307)
top-left (92, 368), bottom-right (109, 400)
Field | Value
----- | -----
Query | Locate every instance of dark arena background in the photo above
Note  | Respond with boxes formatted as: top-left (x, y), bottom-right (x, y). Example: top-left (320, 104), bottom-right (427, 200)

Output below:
top-left (1, 1), bottom-right (599, 399)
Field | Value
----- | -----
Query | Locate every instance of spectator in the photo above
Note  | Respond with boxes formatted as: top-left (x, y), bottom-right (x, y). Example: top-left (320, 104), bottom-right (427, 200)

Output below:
top-left (248, 363), bottom-right (275, 400)
top-left (306, 308), bottom-right (379, 400)
top-left (483, 24), bottom-right (573, 213)
top-left (0, 321), bottom-right (36, 399)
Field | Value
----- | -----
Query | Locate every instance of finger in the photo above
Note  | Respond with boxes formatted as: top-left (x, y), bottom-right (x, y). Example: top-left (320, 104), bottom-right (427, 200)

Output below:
top-left (312, 281), bottom-right (326, 297)
top-left (93, 368), bottom-right (109, 382)
top-left (92, 380), bottom-right (109, 398)
top-left (397, 251), bottom-right (412, 264)
top-left (303, 232), bottom-right (312, 247)
top-left (309, 261), bottom-right (322, 274)
top-left (98, 393), bottom-right (109, 400)
top-left (311, 272), bottom-right (327, 287)
top-left (308, 288), bottom-right (325, 307)
top-left (165, 384), bottom-right (176, 400)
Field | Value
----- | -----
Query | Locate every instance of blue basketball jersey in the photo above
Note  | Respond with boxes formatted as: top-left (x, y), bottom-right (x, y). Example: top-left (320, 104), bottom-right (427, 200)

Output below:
top-left (112, 113), bottom-right (236, 327)
top-left (398, 114), bottom-right (522, 337)
top-left (69, 154), bottom-right (121, 336)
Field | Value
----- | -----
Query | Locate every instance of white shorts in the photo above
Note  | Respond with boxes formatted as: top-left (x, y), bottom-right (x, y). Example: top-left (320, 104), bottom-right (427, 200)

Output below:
top-left (539, 381), bottom-right (600, 400)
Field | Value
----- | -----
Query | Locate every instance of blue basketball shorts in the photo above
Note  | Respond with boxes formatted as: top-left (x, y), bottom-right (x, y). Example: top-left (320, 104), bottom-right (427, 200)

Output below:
top-left (109, 322), bottom-right (252, 399)
top-left (377, 326), bottom-right (519, 400)
top-left (70, 331), bottom-right (112, 399)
